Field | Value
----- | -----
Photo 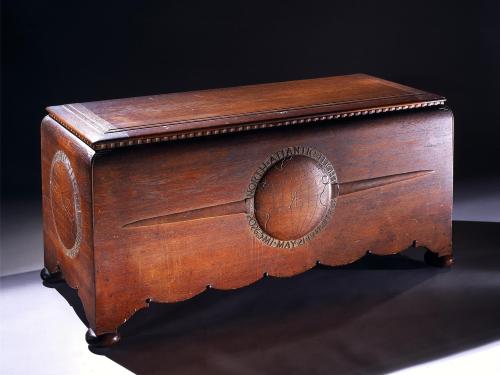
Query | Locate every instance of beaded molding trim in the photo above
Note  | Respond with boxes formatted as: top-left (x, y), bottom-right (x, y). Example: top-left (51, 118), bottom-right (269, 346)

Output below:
top-left (49, 99), bottom-right (445, 151)
top-left (48, 112), bottom-right (95, 148)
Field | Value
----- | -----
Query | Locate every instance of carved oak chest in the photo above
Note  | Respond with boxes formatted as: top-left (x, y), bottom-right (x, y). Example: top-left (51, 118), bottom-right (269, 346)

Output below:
top-left (41, 74), bottom-right (453, 346)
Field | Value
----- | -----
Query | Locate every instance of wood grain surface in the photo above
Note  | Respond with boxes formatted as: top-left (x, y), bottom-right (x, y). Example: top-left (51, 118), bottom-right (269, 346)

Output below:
top-left (90, 109), bottom-right (452, 334)
top-left (41, 117), bottom-right (96, 329)
top-left (46, 74), bottom-right (444, 150)
top-left (40, 75), bottom-right (453, 341)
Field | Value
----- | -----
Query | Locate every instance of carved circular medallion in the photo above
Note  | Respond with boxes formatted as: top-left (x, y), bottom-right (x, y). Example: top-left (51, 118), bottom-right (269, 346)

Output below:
top-left (246, 146), bottom-right (338, 248)
top-left (50, 150), bottom-right (82, 258)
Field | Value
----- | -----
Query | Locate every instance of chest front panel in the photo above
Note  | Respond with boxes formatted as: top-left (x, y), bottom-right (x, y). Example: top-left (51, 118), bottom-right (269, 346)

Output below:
top-left (91, 109), bottom-right (452, 330)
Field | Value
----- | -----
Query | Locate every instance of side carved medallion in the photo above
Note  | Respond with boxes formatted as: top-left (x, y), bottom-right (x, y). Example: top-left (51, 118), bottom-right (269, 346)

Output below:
top-left (246, 147), bottom-right (338, 248)
top-left (50, 150), bottom-right (82, 258)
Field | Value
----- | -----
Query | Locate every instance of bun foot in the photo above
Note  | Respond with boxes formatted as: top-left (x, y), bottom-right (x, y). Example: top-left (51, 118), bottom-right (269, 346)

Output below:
top-left (85, 328), bottom-right (120, 348)
top-left (424, 250), bottom-right (454, 267)
top-left (40, 267), bottom-right (63, 284)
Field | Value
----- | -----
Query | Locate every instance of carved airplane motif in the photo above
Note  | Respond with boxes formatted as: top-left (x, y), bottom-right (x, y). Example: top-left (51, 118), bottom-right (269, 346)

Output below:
top-left (124, 170), bottom-right (434, 229)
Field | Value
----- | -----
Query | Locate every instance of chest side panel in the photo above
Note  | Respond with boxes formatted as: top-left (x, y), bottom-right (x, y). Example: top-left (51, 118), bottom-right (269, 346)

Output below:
top-left (41, 116), bottom-right (96, 328)
top-left (92, 109), bottom-right (452, 332)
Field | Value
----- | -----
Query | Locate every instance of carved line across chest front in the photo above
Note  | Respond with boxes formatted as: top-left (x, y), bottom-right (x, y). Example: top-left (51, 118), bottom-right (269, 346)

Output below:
top-left (125, 145), bottom-right (433, 250)
top-left (40, 74), bottom-right (454, 347)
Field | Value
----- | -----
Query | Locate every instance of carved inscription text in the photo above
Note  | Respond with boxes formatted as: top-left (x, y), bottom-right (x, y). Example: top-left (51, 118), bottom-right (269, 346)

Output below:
top-left (246, 146), bottom-right (337, 248)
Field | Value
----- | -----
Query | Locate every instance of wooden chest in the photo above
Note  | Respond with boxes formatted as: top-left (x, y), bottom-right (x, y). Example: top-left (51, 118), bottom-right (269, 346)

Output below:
top-left (40, 74), bottom-right (453, 346)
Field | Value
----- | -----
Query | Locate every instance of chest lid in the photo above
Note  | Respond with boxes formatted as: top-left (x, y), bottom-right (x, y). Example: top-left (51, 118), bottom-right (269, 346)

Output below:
top-left (46, 73), bottom-right (445, 150)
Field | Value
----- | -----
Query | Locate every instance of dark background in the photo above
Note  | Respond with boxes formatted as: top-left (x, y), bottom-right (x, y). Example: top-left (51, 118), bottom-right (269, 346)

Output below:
top-left (1, 0), bottom-right (499, 202)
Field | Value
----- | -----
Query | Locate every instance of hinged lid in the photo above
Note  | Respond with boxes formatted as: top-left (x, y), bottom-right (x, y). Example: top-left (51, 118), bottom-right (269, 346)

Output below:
top-left (46, 73), bottom-right (445, 150)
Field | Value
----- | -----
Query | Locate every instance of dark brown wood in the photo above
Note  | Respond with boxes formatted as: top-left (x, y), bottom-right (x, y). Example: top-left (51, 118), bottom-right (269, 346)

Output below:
top-left (40, 74), bottom-right (453, 343)
top-left (45, 74), bottom-right (444, 150)
top-left (41, 117), bottom-right (96, 329)
top-left (40, 267), bottom-right (63, 284)
top-left (85, 328), bottom-right (120, 348)
top-left (125, 170), bottom-right (435, 230)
